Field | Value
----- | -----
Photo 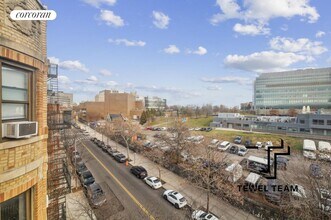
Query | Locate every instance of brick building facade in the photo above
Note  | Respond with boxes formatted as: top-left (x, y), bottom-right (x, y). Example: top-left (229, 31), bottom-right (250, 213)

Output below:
top-left (0, 0), bottom-right (48, 219)
top-left (78, 90), bottom-right (145, 121)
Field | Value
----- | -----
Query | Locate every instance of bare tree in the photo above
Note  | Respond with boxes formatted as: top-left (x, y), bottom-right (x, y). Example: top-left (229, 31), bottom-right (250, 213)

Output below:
top-left (105, 119), bottom-right (141, 161)
top-left (279, 154), bottom-right (331, 219)
top-left (186, 140), bottom-right (243, 212)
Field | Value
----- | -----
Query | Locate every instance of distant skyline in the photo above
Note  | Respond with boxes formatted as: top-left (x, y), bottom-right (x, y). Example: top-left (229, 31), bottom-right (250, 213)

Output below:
top-left (44, 0), bottom-right (331, 106)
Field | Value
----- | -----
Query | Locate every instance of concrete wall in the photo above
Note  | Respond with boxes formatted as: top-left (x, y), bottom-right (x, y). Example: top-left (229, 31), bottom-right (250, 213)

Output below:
top-left (0, 0), bottom-right (48, 219)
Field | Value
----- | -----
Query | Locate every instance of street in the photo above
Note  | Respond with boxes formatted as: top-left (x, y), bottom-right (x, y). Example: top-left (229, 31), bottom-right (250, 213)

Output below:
top-left (74, 128), bottom-right (190, 220)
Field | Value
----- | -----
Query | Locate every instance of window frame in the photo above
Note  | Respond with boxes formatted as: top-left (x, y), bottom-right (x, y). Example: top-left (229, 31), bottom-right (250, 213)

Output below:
top-left (0, 59), bottom-right (36, 142)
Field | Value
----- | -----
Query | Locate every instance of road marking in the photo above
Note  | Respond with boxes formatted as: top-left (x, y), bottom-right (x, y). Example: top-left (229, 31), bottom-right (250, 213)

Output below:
top-left (81, 142), bottom-right (156, 220)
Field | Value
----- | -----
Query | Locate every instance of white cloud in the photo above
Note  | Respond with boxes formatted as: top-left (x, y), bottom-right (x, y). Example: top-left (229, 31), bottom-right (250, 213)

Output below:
top-left (48, 57), bottom-right (89, 73)
top-left (130, 84), bottom-right (200, 98)
top-left (106, 81), bottom-right (118, 86)
top-left (224, 51), bottom-right (307, 73)
top-left (108, 38), bottom-right (146, 47)
top-left (211, 0), bottom-right (319, 34)
top-left (58, 75), bottom-right (71, 84)
top-left (210, 0), bottom-right (242, 25)
top-left (212, 0), bottom-right (319, 24)
top-left (233, 23), bottom-right (270, 36)
top-left (270, 37), bottom-right (328, 58)
top-left (100, 10), bottom-right (124, 27)
top-left (206, 85), bottom-right (222, 91)
top-left (60, 60), bottom-right (89, 73)
top-left (48, 56), bottom-right (60, 65)
top-left (99, 69), bottom-right (113, 76)
top-left (202, 76), bottom-right (252, 85)
top-left (315, 31), bottom-right (325, 38)
top-left (163, 45), bottom-right (180, 54)
top-left (84, 0), bottom-right (116, 8)
top-left (87, 75), bottom-right (98, 82)
top-left (152, 11), bottom-right (170, 29)
top-left (188, 46), bottom-right (208, 55)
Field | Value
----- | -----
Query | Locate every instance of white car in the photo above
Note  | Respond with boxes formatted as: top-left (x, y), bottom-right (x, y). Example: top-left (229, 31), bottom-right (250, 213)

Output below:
top-left (163, 190), bottom-right (187, 209)
top-left (192, 210), bottom-right (219, 220)
top-left (194, 127), bottom-right (201, 131)
top-left (237, 146), bottom-right (248, 156)
top-left (256, 142), bottom-right (263, 148)
top-left (218, 141), bottom-right (231, 151)
top-left (144, 176), bottom-right (162, 189)
top-left (264, 141), bottom-right (273, 151)
top-left (210, 139), bottom-right (219, 145)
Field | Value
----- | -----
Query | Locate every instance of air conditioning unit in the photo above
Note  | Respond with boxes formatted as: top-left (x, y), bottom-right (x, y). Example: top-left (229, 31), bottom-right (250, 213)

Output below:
top-left (3, 121), bottom-right (38, 139)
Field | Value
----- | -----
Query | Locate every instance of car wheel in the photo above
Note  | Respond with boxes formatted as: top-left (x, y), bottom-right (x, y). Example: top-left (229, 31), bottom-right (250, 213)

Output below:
top-left (175, 203), bottom-right (179, 209)
top-left (163, 195), bottom-right (167, 200)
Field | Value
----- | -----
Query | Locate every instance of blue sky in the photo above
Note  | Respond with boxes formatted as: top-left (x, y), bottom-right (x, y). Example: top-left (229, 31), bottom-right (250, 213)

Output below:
top-left (44, 0), bottom-right (331, 106)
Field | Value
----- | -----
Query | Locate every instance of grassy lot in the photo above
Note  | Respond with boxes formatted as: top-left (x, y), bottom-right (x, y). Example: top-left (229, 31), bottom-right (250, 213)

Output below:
top-left (196, 129), bottom-right (303, 151)
top-left (185, 117), bottom-right (213, 127)
top-left (147, 116), bottom-right (213, 127)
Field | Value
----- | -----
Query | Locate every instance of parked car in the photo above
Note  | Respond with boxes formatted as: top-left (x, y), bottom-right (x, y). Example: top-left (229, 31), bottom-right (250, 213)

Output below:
top-left (237, 146), bottom-right (248, 156)
top-left (72, 155), bottom-right (82, 165)
top-left (90, 137), bottom-right (97, 142)
top-left (194, 127), bottom-right (201, 131)
top-left (109, 149), bottom-right (121, 157)
top-left (200, 127), bottom-right (207, 131)
top-left (234, 136), bottom-right (242, 144)
top-left (192, 210), bottom-right (219, 220)
top-left (114, 154), bottom-right (127, 163)
top-left (205, 127), bottom-right (212, 132)
top-left (85, 183), bottom-right (107, 208)
top-left (218, 141), bottom-right (231, 151)
top-left (303, 139), bottom-right (317, 160)
top-left (229, 145), bottom-right (239, 154)
top-left (163, 190), bottom-right (187, 209)
top-left (210, 139), bottom-right (219, 145)
top-left (245, 140), bottom-right (252, 147)
top-left (144, 176), bottom-right (162, 189)
top-left (318, 188), bottom-right (331, 213)
top-left (80, 170), bottom-right (95, 187)
top-left (309, 163), bottom-right (323, 178)
top-left (102, 144), bottom-right (109, 152)
top-left (256, 142), bottom-right (263, 148)
top-left (264, 141), bottom-right (273, 151)
top-left (130, 166), bottom-right (148, 179)
top-left (76, 161), bottom-right (88, 176)
top-left (277, 156), bottom-right (289, 170)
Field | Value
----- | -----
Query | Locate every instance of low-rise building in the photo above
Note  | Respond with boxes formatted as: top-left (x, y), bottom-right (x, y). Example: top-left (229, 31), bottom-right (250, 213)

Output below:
top-left (78, 90), bottom-right (145, 121)
top-left (144, 96), bottom-right (167, 110)
top-left (211, 112), bottom-right (331, 137)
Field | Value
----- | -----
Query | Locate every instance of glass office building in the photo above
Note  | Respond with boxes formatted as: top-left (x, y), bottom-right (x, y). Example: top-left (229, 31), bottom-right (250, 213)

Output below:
top-left (254, 67), bottom-right (331, 109)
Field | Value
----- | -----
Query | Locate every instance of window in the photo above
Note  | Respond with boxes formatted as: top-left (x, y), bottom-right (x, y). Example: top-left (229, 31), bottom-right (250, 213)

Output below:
top-left (327, 120), bottom-right (331, 126)
top-left (0, 62), bottom-right (34, 141)
top-left (1, 66), bottom-right (30, 120)
top-left (312, 119), bottom-right (325, 125)
top-left (0, 190), bottom-right (32, 220)
top-left (299, 119), bottom-right (305, 124)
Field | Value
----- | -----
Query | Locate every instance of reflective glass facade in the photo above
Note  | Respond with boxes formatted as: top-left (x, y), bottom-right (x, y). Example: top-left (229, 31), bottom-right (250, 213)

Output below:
top-left (254, 68), bottom-right (331, 109)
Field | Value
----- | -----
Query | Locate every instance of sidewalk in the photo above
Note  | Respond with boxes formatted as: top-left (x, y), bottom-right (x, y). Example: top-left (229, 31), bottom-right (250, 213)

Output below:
top-left (79, 122), bottom-right (257, 220)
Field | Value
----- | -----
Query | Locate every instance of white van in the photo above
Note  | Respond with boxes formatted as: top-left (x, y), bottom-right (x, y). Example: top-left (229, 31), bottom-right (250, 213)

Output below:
top-left (218, 141), bottom-right (231, 151)
top-left (318, 141), bottom-right (331, 162)
top-left (303, 139), bottom-right (317, 160)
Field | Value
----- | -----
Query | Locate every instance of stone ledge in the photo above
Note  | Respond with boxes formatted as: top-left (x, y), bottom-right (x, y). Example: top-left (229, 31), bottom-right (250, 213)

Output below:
top-left (0, 157), bottom-right (44, 184)
top-left (0, 134), bottom-right (48, 150)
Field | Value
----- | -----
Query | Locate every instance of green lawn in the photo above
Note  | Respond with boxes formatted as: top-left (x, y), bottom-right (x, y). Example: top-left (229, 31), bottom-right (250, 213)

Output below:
top-left (196, 129), bottom-right (303, 151)
top-left (185, 117), bottom-right (213, 127)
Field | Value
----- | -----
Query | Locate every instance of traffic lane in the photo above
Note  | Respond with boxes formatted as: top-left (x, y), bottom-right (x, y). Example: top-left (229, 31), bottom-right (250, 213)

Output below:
top-left (82, 155), bottom-right (142, 220)
top-left (80, 140), bottom-right (190, 220)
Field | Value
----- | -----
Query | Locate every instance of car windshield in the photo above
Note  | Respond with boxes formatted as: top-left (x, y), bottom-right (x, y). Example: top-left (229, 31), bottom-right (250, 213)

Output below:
top-left (200, 213), bottom-right (208, 218)
top-left (153, 179), bottom-right (160, 183)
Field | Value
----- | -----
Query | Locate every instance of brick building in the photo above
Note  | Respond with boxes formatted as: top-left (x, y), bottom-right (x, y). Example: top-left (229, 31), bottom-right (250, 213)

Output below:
top-left (78, 90), bottom-right (145, 121)
top-left (0, 0), bottom-right (48, 219)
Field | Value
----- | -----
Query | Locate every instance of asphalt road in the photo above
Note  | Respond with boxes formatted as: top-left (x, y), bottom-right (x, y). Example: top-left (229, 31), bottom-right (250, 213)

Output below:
top-left (72, 128), bottom-right (190, 220)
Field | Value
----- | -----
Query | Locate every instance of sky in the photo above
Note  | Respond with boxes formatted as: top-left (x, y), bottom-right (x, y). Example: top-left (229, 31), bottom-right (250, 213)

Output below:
top-left (43, 0), bottom-right (331, 106)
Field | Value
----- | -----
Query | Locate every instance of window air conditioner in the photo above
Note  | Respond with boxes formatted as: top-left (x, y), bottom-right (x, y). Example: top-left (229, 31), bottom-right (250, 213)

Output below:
top-left (3, 121), bottom-right (38, 139)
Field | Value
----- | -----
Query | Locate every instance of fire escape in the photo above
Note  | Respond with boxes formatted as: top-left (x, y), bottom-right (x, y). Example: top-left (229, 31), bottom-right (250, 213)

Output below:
top-left (47, 63), bottom-right (71, 220)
